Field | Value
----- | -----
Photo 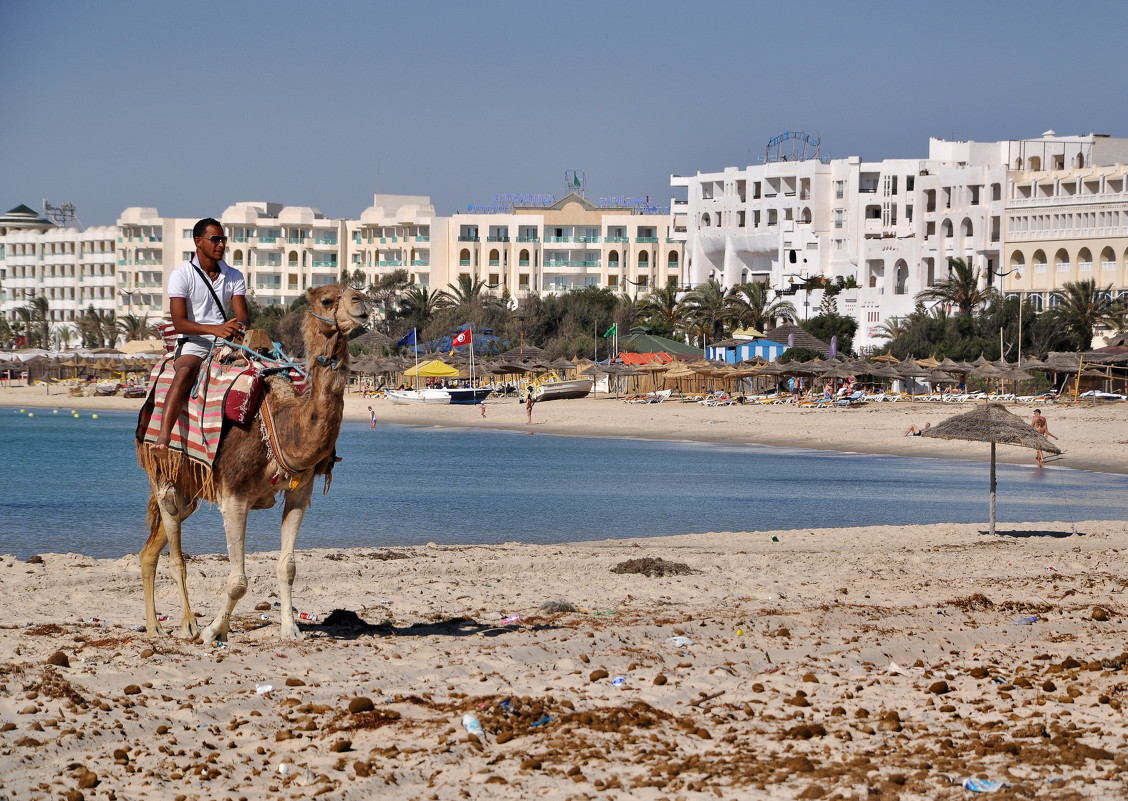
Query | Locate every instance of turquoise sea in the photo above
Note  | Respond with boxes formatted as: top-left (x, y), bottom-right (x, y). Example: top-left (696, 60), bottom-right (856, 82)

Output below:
top-left (1, 407), bottom-right (1125, 560)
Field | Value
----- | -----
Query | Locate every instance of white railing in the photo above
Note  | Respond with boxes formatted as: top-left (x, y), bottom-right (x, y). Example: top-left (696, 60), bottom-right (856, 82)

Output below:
top-left (1079, 261), bottom-right (1093, 272)
top-left (1008, 192), bottom-right (1126, 208)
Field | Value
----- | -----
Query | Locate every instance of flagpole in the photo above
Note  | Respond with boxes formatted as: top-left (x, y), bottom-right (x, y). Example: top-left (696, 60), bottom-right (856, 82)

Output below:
top-left (413, 327), bottom-right (419, 389)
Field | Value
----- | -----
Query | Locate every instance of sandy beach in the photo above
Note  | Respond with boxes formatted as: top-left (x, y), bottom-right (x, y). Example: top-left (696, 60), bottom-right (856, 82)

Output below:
top-left (2, 385), bottom-right (1126, 799)
top-left (3, 383), bottom-right (1126, 474)
top-left (0, 521), bottom-right (1126, 800)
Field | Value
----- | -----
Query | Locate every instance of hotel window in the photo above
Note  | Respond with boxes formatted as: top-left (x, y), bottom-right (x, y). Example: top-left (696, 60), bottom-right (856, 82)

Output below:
top-left (834, 181), bottom-right (844, 200)
top-left (833, 210), bottom-right (843, 229)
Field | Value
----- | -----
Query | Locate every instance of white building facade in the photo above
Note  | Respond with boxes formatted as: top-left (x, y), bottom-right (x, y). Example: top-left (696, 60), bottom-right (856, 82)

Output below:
top-left (670, 132), bottom-right (1128, 351)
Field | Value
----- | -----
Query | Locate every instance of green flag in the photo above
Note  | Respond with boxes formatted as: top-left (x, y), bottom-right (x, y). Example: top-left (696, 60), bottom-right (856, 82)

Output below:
top-left (603, 324), bottom-right (617, 338)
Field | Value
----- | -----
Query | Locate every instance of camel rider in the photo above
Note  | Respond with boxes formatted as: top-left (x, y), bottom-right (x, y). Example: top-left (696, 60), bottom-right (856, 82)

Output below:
top-left (151, 218), bottom-right (250, 453)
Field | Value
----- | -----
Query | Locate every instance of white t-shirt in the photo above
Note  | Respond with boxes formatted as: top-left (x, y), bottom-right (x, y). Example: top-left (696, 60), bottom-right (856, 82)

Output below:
top-left (167, 259), bottom-right (247, 326)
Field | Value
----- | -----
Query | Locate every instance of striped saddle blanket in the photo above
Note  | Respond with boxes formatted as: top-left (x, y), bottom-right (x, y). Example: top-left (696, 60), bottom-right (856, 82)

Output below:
top-left (139, 355), bottom-right (250, 469)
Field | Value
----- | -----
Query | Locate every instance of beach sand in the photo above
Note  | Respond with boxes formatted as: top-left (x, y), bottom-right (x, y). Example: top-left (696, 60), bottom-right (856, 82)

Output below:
top-left (1, 521), bottom-right (1126, 799)
top-left (1, 385), bottom-right (1126, 798)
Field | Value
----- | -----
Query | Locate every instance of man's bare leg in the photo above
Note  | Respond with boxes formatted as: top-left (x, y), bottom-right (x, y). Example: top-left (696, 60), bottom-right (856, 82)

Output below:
top-left (151, 354), bottom-right (203, 453)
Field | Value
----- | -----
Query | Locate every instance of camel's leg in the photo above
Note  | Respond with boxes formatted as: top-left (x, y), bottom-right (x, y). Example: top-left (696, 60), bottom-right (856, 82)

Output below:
top-left (140, 498), bottom-right (169, 637)
top-left (277, 481), bottom-right (315, 641)
top-left (201, 495), bottom-right (252, 646)
top-left (155, 487), bottom-right (201, 639)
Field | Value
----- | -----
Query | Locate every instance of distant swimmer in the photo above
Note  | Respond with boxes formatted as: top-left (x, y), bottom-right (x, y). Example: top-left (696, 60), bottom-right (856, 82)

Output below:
top-left (1031, 408), bottom-right (1058, 467)
top-left (904, 422), bottom-right (930, 437)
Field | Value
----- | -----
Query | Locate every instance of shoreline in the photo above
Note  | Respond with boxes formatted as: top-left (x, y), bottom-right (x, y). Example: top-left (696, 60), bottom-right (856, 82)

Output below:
top-left (5, 384), bottom-right (1124, 475)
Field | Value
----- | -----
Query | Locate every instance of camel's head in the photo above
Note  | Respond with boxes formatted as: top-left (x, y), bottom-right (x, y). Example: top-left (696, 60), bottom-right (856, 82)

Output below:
top-left (307, 284), bottom-right (370, 335)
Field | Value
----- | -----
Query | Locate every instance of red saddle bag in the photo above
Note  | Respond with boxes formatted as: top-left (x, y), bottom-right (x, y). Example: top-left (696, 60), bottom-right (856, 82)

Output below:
top-left (223, 361), bottom-right (265, 424)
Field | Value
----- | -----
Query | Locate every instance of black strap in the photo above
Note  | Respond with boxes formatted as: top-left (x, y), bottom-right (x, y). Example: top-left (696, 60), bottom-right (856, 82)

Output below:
top-left (190, 258), bottom-right (227, 318)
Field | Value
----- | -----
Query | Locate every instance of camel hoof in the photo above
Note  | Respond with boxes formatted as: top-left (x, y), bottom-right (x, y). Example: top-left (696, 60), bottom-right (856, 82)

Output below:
top-left (279, 624), bottom-right (304, 641)
top-left (147, 621), bottom-right (167, 638)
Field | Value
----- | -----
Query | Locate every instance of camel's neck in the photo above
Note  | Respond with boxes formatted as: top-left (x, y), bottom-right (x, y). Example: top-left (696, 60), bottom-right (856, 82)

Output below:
top-left (271, 322), bottom-right (350, 471)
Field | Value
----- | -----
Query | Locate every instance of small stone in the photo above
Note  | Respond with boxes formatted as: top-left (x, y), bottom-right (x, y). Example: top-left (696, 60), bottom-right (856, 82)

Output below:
top-left (653, 674), bottom-right (668, 686)
top-left (140, 648), bottom-right (155, 659)
top-left (330, 739), bottom-right (352, 753)
top-left (46, 651), bottom-right (70, 668)
top-left (589, 669), bottom-right (609, 682)
top-left (928, 681), bottom-right (950, 695)
top-left (801, 672), bottom-right (819, 683)
top-left (123, 685), bottom-right (141, 695)
top-left (1092, 607), bottom-right (1109, 622)
top-left (285, 678), bottom-right (306, 687)
top-left (348, 697), bottom-right (374, 713)
top-left (77, 768), bottom-right (99, 788)
top-left (1042, 680), bottom-right (1057, 692)
top-left (255, 602), bottom-right (272, 611)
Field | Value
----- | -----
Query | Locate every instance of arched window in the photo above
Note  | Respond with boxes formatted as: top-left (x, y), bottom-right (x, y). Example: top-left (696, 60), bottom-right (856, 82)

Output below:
top-left (942, 220), bottom-right (954, 238)
top-left (1100, 246), bottom-right (1115, 273)
top-left (519, 249), bottom-right (530, 267)
top-left (1048, 292), bottom-right (1063, 309)
top-left (894, 260), bottom-right (908, 295)
top-left (1032, 250), bottom-right (1047, 273)
top-left (608, 250), bottom-right (619, 269)
top-left (1009, 251), bottom-right (1026, 270)
top-left (800, 207), bottom-right (812, 224)
top-left (1075, 153), bottom-right (1085, 168)
top-left (288, 250), bottom-right (298, 267)
top-left (701, 213), bottom-right (711, 227)
top-left (1028, 293), bottom-right (1044, 312)
top-left (1078, 247), bottom-right (1093, 272)
top-left (1054, 248), bottom-right (1070, 273)
top-left (459, 248), bottom-right (470, 267)
top-left (667, 252), bottom-right (678, 268)
top-left (232, 249), bottom-right (243, 266)
top-left (638, 251), bottom-right (650, 268)
top-left (489, 248), bottom-right (500, 267)
top-left (961, 218), bottom-right (973, 238)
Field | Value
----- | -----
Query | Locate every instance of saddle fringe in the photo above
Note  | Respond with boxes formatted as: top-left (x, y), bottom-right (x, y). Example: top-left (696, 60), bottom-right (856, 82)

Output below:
top-left (137, 447), bottom-right (217, 504)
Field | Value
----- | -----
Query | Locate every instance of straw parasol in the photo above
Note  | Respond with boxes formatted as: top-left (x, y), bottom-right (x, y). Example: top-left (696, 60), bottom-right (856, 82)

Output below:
top-left (923, 404), bottom-right (1061, 535)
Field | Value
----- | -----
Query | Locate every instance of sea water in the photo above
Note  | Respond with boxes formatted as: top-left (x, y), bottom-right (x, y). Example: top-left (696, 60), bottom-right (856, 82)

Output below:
top-left (0, 408), bottom-right (1124, 560)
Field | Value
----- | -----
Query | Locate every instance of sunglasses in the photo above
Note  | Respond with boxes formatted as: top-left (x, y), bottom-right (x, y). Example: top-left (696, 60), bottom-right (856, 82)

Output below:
top-left (200, 235), bottom-right (228, 244)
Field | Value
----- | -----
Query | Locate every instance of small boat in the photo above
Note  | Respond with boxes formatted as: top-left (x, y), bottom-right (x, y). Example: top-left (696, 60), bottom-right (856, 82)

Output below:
top-left (123, 385), bottom-right (148, 399)
top-left (386, 388), bottom-right (451, 405)
top-left (446, 387), bottom-right (493, 405)
top-left (533, 378), bottom-right (593, 401)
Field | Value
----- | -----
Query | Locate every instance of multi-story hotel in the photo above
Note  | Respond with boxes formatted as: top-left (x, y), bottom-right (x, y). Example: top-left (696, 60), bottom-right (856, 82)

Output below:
top-left (671, 131), bottom-right (1128, 350)
top-left (0, 193), bottom-right (680, 343)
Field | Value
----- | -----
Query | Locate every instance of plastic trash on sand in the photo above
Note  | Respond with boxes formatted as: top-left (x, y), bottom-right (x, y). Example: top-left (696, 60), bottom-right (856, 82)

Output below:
top-left (462, 713), bottom-right (486, 739)
top-left (611, 676), bottom-right (626, 687)
top-left (1013, 615), bottom-right (1038, 625)
top-left (256, 684), bottom-right (273, 695)
top-left (499, 613), bottom-right (521, 625)
top-left (665, 635), bottom-right (693, 647)
top-left (962, 777), bottom-right (1007, 792)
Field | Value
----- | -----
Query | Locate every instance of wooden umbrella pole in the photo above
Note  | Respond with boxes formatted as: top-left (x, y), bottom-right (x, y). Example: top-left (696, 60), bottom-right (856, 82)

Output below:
top-left (989, 441), bottom-right (997, 536)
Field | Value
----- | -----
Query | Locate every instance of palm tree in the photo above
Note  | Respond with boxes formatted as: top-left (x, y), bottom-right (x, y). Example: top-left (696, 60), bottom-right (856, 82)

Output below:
top-left (25, 296), bottom-right (50, 348)
top-left (728, 281), bottom-right (797, 333)
top-left (637, 280), bottom-right (683, 337)
top-left (438, 274), bottom-right (492, 309)
top-left (914, 257), bottom-right (995, 318)
top-left (678, 279), bottom-right (731, 344)
top-left (873, 316), bottom-right (911, 341)
top-left (97, 309), bottom-right (117, 348)
top-left (117, 313), bottom-right (156, 342)
top-left (399, 285), bottom-right (444, 327)
top-left (1051, 279), bottom-right (1125, 351)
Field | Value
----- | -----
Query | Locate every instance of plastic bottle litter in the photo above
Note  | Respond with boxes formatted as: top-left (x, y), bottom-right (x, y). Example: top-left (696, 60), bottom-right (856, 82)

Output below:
top-left (462, 713), bottom-right (486, 739)
top-left (256, 684), bottom-right (273, 695)
top-left (277, 762), bottom-right (293, 776)
top-left (963, 778), bottom-right (1007, 793)
top-left (530, 714), bottom-right (551, 727)
top-left (665, 635), bottom-right (693, 647)
top-left (1013, 615), bottom-right (1038, 625)
top-left (611, 676), bottom-right (626, 687)
top-left (500, 614), bottom-right (521, 625)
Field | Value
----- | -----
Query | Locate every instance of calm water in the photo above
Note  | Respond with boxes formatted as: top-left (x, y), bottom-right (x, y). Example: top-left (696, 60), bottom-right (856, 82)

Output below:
top-left (1, 407), bottom-right (1124, 560)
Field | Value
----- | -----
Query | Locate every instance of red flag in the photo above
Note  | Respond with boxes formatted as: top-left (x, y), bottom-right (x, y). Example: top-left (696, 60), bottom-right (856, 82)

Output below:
top-left (451, 328), bottom-right (472, 348)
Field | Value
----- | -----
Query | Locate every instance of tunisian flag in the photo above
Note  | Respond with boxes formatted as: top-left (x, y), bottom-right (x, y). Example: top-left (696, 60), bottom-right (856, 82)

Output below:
top-left (451, 328), bottom-right (472, 348)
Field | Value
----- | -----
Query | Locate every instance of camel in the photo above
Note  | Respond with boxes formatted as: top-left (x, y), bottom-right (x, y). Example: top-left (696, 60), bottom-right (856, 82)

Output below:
top-left (136, 284), bottom-right (369, 645)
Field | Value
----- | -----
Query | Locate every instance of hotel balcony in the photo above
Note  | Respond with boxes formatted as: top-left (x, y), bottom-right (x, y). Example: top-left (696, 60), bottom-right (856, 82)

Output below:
top-left (457, 235), bottom-right (479, 242)
top-left (635, 236), bottom-right (658, 243)
top-left (516, 236), bottom-right (539, 243)
top-left (486, 235), bottom-right (510, 242)
top-left (604, 236), bottom-right (629, 243)
top-left (543, 236), bottom-right (571, 243)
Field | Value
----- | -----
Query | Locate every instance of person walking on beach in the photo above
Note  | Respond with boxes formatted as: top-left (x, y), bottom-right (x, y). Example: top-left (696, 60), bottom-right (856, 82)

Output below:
top-left (1032, 408), bottom-right (1058, 467)
top-left (525, 389), bottom-right (536, 425)
top-left (151, 218), bottom-right (249, 453)
top-left (368, 406), bottom-right (377, 429)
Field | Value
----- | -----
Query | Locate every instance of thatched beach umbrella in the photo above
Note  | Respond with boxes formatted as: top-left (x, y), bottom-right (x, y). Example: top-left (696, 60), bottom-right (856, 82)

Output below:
top-left (922, 403), bottom-right (1061, 535)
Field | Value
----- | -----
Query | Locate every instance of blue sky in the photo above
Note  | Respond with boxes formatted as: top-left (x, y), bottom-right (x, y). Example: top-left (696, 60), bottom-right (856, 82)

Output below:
top-left (4, 1), bottom-right (1128, 227)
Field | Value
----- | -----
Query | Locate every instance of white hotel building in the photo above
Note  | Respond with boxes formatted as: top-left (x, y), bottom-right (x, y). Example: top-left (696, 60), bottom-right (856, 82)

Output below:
top-left (1, 194), bottom-right (680, 342)
top-left (670, 132), bottom-right (1128, 351)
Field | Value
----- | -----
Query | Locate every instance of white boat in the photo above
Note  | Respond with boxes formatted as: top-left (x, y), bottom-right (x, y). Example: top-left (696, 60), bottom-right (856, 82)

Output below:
top-left (533, 378), bottom-right (593, 401)
top-left (386, 388), bottom-right (451, 405)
